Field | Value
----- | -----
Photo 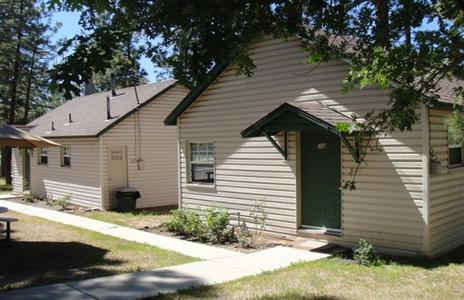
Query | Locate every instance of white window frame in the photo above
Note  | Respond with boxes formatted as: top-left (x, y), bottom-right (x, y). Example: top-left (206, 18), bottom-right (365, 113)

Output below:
top-left (61, 145), bottom-right (71, 167)
top-left (448, 125), bottom-right (464, 168)
top-left (38, 148), bottom-right (48, 165)
top-left (188, 142), bottom-right (215, 184)
top-left (448, 144), bottom-right (463, 168)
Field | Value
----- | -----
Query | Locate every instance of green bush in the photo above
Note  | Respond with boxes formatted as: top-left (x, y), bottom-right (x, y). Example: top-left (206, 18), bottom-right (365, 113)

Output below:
top-left (53, 194), bottom-right (71, 210)
top-left (185, 209), bottom-right (207, 239)
top-left (205, 207), bottom-right (233, 243)
top-left (165, 209), bottom-right (189, 235)
top-left (165, 207), bottom-right (234, 243)
top-left (353, 239), bottom-right (382, 266)
top-left (24, 193), bottom-right (36, 203)
top-left (165, 208), bottom-right (207, 239)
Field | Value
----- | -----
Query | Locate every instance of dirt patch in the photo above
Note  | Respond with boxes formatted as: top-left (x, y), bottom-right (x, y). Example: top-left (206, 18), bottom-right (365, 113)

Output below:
top-left (4, 198), bottom-right (334, 254)
top-left (140, 225), bottom-right (293, 253)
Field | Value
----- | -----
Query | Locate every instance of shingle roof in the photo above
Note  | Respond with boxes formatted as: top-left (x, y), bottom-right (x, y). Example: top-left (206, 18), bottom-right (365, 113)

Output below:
top-left (241, 101), bottom-right (354, 138)
top-left (28, 80), bottom-right (177, 138)
top-left (435, 77), bottom-right (464, 104)
top-left (289, 101), bottom-right (354, 127)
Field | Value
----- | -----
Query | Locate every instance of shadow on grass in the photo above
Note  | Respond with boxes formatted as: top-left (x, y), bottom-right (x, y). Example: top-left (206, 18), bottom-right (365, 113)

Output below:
top-left (0, 240), bottom-right (124, 290)
top-left (393, 244), bottom-right (464, 269)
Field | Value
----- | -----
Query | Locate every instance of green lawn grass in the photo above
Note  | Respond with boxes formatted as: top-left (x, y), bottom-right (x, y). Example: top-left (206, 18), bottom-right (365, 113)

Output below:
top-left (154, 248), bottom-right (464, 300)
top-left (73, 206), bottom-right (173, 229)
top-left (0, 211), bottom-right (196, 291)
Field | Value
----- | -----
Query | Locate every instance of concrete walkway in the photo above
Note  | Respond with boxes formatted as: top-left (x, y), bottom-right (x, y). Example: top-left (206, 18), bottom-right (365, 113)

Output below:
top-left (0, 198), bottom-right (330, 300)
top-left (0, 199), bottom-right (238, 260)
top-left (2, 246), bottom-right (329, 300)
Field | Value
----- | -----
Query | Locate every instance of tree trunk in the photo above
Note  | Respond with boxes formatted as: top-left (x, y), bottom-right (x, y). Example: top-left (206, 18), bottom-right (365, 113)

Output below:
top-left (5, 0), bottom-right (24, 184)
top-left (405, 26), bottom-right (411, 48)
top-left (23, 43), bottom-right (37, 124)
top-left (8, 0), bottom-right (23, 125)
top-left (402, 0), bottom-right (412, 48)
top-left (373, 0), bottom-right (390, 49)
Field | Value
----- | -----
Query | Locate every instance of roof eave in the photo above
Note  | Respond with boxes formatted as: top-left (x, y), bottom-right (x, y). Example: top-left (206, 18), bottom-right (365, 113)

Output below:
top-left (164, 61), bottom-right (229, 126)
top-left (241, 103), bottom-right (346, 138)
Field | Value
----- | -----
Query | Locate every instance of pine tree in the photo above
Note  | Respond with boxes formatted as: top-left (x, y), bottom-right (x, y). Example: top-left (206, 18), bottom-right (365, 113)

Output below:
top-left (0, 0), bottom-right (58, 183)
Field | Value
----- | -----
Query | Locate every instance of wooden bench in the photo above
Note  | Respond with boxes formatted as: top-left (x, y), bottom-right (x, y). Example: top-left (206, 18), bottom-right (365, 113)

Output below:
top-left (0, 217), bottom-right (19, 241)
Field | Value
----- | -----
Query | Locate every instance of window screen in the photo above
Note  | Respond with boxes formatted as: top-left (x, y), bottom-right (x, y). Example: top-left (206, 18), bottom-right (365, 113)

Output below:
top-left (190, 142), bottom-right (214, 183)
top-left (62, 146), bottom-right (71, 167)
top-left (39, 148), bottom-right (48, 165)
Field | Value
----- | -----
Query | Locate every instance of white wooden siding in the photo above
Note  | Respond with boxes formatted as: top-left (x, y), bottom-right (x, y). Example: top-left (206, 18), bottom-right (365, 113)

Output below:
top-left (178, 37), bottom-right (425, 254)
top-left (11, 149), bottom-right (23, 193)
top-left (29, 138), bottom-right (102, 208)
top-left (101, 85), bottom-right (189, 208)
top-left (428, 108), bottom-right (464, 256)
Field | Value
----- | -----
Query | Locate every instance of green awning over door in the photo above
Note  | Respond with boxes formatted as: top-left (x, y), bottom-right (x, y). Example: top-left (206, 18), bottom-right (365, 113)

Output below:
top-left (241, 101), bottom-right (360, 162)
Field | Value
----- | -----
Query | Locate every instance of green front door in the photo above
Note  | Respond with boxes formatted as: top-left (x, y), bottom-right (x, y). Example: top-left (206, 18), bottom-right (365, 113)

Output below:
top-left (301, 131), bottom-right (341, 230)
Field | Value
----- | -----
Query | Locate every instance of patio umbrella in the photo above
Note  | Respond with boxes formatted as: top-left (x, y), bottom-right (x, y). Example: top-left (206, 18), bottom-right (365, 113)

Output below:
top-left (0, 123), bottom-right (61, 148)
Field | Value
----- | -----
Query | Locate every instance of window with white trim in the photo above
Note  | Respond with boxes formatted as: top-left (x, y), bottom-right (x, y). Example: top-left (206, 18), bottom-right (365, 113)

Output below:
top-left (61, 146), bottom-right (71, 167)
top-left (189, 142), bottom-right (214, 183)
top-left (448, 126), bottom-right (463, 167)
top-left (38, 148), bottom-right (48, 165)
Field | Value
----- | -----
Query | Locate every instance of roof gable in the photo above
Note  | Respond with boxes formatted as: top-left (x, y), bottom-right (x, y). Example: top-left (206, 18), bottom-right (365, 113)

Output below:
top-left (164, 62), bottom-right (228, 125)
top-left (165, 39), bottom-right (462, 125)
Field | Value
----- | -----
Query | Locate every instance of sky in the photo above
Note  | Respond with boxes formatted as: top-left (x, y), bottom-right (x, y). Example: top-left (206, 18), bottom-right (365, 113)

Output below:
top-left (50, 10), bottom-right (440, 84)
top-left (50, 11), bottom-right (159, 82)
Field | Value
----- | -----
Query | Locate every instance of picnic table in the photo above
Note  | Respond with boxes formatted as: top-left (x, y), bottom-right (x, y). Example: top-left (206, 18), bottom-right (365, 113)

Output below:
top-left (0, 206), bottom-right (18, 240)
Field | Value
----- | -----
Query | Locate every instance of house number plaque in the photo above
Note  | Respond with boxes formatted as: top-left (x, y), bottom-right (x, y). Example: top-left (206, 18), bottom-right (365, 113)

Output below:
top-left (317, 143), bottom-right (327, 150)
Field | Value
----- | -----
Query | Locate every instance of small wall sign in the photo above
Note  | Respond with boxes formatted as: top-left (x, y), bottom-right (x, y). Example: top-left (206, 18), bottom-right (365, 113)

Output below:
top-left (317, 143), bottom-right (327, 150)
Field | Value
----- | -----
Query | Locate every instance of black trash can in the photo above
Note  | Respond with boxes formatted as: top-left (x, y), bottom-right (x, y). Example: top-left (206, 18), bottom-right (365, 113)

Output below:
top-left (115, 187), bottom-right (141, 212)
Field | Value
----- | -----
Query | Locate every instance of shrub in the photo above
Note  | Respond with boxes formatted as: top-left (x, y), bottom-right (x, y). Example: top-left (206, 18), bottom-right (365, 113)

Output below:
top-left (353, 239), bottom-right (382, 266)
top-left (54, 194), bottom-right (71, 210)
top-left (165, 209), bottom-right (189, 235)
top-left (205, 207), bottom-right (233, 243)
top-left (23, 193), bottom-right (35, 203)
top-left (235, 201), bottom-right (267, 248)
top-left (185, 209), bottom-right (207, 239)
top-left (236, 222), bottom-right (253, 248)
top-left (165, 208), bottom-right (207, 239)
top-left (165, 206), bottom-right (234, 244)
top-left (249, 201), bottom-right (266, 243)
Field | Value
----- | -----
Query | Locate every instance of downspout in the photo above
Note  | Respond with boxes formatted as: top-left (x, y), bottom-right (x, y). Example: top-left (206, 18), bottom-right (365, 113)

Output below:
top-left (98, 135), bottom-right (107, 210)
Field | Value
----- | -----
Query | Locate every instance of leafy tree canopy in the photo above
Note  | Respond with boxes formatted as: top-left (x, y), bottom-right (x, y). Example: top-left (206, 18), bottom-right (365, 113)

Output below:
top-left (48, 0), bottom-right (464, 131)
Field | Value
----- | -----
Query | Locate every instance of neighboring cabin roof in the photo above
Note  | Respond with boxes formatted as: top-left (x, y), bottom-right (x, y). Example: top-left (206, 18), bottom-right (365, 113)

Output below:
top-left (434, 77), bottom-right (464, 104)
top-left (241, 101), bottom-right (355, 138)
top-left (28, 80), bottom-right (177, 138)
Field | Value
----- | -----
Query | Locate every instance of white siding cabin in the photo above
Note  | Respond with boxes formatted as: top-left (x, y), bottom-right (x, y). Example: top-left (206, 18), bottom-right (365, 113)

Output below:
top-left (165, 37), bottom-right (464, 257)
top-left (12, 80), bottom-right (189, 209)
